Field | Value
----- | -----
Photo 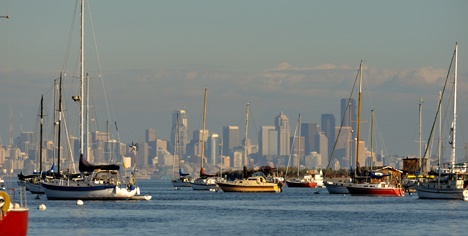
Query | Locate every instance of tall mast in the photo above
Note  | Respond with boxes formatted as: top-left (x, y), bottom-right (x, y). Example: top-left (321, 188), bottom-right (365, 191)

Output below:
top-left (80, 0), bottom-right (85, 158)
top-left (419, 97), bottom-right (423, 161)
top-left (438, 91), bottom-right (442, 187)
top-left (297, 114), bottom-right (301, 177)
top-left (57, 73), bottom-right (63, 173)
top-left (450, 42), bottom-right (458, 170)
top-left (355, 61), bottom-right (363, 177)
top-left (39, 95), bottom-right (44, 174)
top-left (173, 113), bottom-right (179, 179)
top-left (244, 103), bottom-right (249, 167)
top-left (370, 109), bottom-right (374, 169)
top-left (200, 88), bottom-right (207, 172)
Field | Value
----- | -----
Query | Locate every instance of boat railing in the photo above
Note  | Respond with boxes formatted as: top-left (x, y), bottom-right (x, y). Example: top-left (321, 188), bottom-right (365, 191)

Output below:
top-left (4, 186), bottom-right (28, 209)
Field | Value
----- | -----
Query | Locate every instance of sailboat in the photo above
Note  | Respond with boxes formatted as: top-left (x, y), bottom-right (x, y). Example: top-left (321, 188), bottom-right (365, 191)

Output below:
top-left (41, 0), bottom-right (137, 200)
top-left (415, 43), bottom-right (468, 200)
top-left (191, 88), bottom-right (219, 191)
top-left (285, 114), bottom-right (317, 188)
top-left (216, 103), bottom-right (282, 193)
top-left (345, 61), bottom-right (404, 197)
top-left (172, 113), bottom-right (193, 188)
top-left (24, 95), bottom-right (46, 195)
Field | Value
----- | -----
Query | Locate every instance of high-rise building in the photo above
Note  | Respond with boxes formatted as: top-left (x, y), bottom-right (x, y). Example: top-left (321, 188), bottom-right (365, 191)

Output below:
top-left (207, 133), bottom-right (220, 166)
top-left (275, 112), bottom-right (290, 156)
top-left (315, 132), bottom-right (329, 168)
top-left (171, 110), bottom-right (188, 157)
top-left (145, 128), bottom-right (156, 143)
top-left (301, 123), bottom-right (320, 155)
top-left (321, 113), bottom-right (335, 160)
top-left (222, 126), bottom-right (239, 156)
top-left (259, 126), bottom-right (276, 157)
top-left (341, 98), bottom-right (356, 138)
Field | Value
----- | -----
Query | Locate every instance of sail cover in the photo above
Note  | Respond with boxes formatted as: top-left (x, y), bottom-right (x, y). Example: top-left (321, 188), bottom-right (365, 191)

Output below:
top-left (79, 154), bottom-right (120, 173)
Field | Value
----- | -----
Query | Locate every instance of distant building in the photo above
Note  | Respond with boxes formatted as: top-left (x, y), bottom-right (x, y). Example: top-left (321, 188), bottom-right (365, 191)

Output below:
top-left (301, 123), bottom-right (320, 155)
top-left (207, 133), bottom-right (220, 166)
top-left (222, 126), bottom-right (239, 156)
top-left (275, 112), bottom-right (290, 156)
top-left (145, 128), bottom-right (156, 143)
top-left (171, 110), bottom-right (188, 157)
top-left (321, 113), bottom-right (335, 159)
top-left (315, 132), bottom-right (328, 167)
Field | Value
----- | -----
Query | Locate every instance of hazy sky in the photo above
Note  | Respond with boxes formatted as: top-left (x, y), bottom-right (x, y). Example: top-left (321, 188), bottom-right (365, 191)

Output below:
top-left (1, 1), bottom-right (468, 158)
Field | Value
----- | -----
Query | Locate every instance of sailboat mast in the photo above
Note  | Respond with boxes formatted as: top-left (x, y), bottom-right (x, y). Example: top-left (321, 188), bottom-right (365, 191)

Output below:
top-left (419, 97), bottom-right (423, 161)
top-left (370, 110), bottom-right (374, 169)
top-left (39, 95), bottom-right (44, 174)
top-left (355, 61), bottom-right (362, 177)
top-left (244, 103), bottom-right (249, 167)
top-left (201, 88), bottom-right (207, 170)
top-left (297, 114), bottom-right (301, 177)
top-left (58, 74), bottom-right (62, 173)
top-left (438, 90), bottom-right (442, 186)
top-left (80, 0), bottom-right (85, 158)
top-left (451, 42), bottom-right (458, 169)
top-left (173, 113), bottom-right (179, 179)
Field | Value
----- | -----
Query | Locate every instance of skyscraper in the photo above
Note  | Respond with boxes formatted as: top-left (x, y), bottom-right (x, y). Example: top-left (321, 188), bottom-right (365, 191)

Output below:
top-left (321, 113), bottom-right (335, 160)
top-left (207, 133), bottom-right (220, 166)
top-left (171, 110), bottom-right (188, 157)
top-left (222, 126), bottom-right (239, 156)
top-left (259, 126), bottom-right (276, 157)
top-left (145, 128), bottom-right (156, 143)
top-left (301, 123), bottom-right (320, 155)
top-left (275, 112), bottom-right (290, 156)
top-left (315, 132), bottom-right (329, 168)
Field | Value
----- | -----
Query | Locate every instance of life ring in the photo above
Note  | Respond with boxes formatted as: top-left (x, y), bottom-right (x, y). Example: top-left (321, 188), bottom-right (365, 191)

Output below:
top-left (0, 191), bottom-right (11, 213)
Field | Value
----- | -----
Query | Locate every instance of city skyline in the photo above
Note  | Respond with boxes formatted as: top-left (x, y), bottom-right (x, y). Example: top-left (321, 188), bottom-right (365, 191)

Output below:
top-left (1, 1), bottom-right (468, 157)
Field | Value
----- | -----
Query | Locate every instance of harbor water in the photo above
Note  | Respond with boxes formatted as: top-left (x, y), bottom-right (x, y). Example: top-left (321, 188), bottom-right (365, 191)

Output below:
top-left (11, 179), bottom-right (468, 235)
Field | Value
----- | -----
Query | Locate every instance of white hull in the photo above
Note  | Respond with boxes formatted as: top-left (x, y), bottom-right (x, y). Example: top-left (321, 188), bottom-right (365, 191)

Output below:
top-left (191, 182), bottom-right (218, 191)
top-left (25, 181), bottom-right (45, 194)
top-left (324, 181), bottom-right (351, 194)
top-left (172, 179), bottom-right (192, 188)
top-left (415, 185), bottom-right (465, 200)
top-left (42, 182), bottom-right (137, 200)
top-left (191, 177), bottom-right (219, 191)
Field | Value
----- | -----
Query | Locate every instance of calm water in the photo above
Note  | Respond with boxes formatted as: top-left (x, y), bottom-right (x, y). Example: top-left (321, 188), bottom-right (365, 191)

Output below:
top-left (10, 179), bottom-right (468, 236)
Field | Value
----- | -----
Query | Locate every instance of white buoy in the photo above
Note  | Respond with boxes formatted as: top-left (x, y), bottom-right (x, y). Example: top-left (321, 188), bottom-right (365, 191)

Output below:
top-left (38, 203), bottom-right (46, 210)
top-left (76, 199), bottom-right (84, 206)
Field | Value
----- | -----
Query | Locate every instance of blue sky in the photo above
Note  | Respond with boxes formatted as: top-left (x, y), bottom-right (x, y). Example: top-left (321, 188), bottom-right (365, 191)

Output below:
top-left (1, 0), bottom-right (468, 158)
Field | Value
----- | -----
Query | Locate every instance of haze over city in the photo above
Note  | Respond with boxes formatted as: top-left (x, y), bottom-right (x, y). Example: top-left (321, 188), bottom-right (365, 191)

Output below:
top-left (1, 0), bottom-right (468, 157)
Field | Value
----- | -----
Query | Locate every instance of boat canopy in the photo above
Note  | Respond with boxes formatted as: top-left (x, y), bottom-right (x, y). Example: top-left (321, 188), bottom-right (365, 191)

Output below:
top-left (79, 154), bottom-right (120, 173)
top-left (179, 168), bottom-right (190, 177)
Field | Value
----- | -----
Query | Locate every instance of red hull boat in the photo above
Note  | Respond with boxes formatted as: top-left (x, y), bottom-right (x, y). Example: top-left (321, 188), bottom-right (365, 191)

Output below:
top-left (0, 190), bottom-right (29, 236)
top-left (285, 180), bottom-right (318, 188)
top-left (346, 183), bottom-right (404, 197)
